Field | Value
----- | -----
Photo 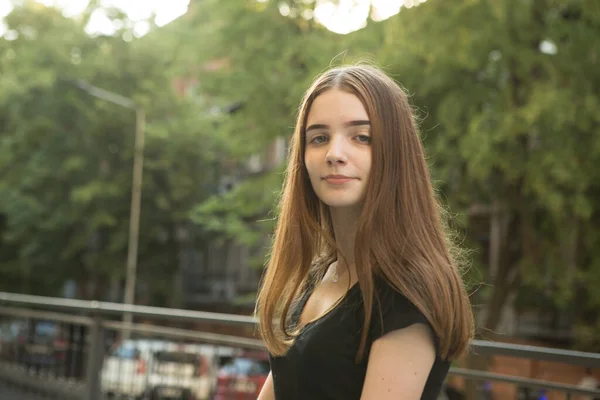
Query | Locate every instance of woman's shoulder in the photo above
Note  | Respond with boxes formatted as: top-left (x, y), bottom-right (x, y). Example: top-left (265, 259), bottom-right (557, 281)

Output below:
top-left (368, 275), bottom-right (434, 341)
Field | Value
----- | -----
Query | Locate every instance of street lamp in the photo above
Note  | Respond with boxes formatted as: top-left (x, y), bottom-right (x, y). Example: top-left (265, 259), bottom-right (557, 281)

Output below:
top-left (73, 79), bottom-right (145, 339)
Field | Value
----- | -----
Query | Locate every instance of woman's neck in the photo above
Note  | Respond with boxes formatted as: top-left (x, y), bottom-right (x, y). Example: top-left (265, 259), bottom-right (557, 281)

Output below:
top-left (330, 206), bottom-right (361, 280)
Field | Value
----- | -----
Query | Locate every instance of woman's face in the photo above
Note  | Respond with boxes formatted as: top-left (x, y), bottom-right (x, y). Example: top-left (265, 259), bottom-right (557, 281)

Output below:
top-left (304, 89), bottom-right (372, 211)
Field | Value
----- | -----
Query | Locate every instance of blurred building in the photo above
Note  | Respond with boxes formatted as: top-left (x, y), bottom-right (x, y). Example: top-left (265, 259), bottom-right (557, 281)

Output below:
top-left (176, 135), bottom-right (287, 314)
top-left (154, 1), bottom-right (290, 314)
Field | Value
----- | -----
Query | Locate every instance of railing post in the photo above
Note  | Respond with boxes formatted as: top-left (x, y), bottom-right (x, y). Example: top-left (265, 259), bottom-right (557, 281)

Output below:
top-left (85, 313), bottom-right (105, 400)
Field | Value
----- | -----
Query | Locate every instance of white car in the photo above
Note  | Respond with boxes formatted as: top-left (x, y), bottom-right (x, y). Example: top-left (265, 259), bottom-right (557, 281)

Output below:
top-left (101, 339), bottom-right (170, 398)
top-left (101, 339), bottom-right (237, 400)
top-left (144, 345), bottom-right (219, 400)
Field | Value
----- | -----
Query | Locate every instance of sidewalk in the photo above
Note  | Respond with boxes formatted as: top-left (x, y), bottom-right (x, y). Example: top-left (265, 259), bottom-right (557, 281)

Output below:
top-left (0, 382), bottom-right (50, 400)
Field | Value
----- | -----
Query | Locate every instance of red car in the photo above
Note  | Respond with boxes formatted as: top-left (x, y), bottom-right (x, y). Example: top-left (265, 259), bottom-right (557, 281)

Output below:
top-left (212, 352), bottom-right (270, 400)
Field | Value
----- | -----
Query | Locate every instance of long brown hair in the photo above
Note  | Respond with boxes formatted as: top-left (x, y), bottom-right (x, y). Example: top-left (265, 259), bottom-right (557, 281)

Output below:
top-left (255, 64), bottom-right (474, 361)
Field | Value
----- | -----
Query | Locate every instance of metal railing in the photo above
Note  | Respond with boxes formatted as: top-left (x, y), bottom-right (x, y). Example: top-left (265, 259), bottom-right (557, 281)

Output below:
top-left (0, 291), bottom-right (599, 400)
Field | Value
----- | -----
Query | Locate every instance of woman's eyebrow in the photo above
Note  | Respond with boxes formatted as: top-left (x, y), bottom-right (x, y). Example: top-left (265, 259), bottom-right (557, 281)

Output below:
top-left (305, 120), bottom-right (371, 133)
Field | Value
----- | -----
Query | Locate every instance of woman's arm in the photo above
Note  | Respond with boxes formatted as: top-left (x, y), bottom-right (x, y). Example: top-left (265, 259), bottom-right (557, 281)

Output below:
top-left (257, 371), bottom-right (275, 400)
top-left (360, 323), bottom-right (436, 400)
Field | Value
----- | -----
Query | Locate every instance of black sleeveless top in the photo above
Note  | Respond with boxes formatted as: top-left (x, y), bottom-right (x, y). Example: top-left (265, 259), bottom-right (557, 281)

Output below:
top-left (268, 277), bottom-right (450, 400)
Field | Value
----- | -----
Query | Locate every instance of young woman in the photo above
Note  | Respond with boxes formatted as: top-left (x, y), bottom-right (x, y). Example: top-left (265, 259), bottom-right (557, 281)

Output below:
top-left (255, 64), bottom-right (474, 400)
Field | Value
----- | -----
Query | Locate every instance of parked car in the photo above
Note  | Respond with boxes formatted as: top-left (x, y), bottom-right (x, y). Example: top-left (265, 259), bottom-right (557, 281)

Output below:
top-left (101, 339), bottom-right (169, 399)
top-left (0, 320), bottom-right (27, 360)
top-left (101, 338), bottom-right (236, 400)
top-left (21, 321), bottom-right (67, 368)
top-left (144, 348), bottom-right (212, 400)
top-left (0, 319), bottom-right (68, 370)
top-left (212, 352), bottom-right (270, 400)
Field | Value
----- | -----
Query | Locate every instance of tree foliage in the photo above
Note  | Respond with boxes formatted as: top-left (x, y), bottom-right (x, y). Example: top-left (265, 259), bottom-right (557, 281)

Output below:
top-left (0, 1), bottom-right (218, 304)
top-left (370, 0), bottom-right (600, 349)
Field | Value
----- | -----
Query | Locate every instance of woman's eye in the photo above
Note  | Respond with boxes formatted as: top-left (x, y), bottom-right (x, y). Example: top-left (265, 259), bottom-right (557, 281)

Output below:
top-left (355, 134), bottom-right (371, 144)
top-left (310, 135), bottom-right (327, 144)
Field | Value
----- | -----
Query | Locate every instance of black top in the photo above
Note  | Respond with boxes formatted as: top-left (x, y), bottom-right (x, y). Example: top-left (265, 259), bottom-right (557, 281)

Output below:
top-left (269, 277), bottom-right (450, 400)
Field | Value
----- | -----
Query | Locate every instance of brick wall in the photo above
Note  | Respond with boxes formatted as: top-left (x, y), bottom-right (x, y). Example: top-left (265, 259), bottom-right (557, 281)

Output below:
top-left (447, 339), bottom-right (599, 400)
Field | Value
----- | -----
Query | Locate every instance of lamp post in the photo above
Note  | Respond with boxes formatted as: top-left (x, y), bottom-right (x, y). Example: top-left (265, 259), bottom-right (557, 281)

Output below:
top-left (73, 79), bottom-right (145, 339)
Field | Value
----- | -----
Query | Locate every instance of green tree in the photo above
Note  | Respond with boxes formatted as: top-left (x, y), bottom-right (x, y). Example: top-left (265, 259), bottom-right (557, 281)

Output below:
top-left (0, 1), bottom-right (218, 305)
top-left (373, 0), bottom-right (600, 348)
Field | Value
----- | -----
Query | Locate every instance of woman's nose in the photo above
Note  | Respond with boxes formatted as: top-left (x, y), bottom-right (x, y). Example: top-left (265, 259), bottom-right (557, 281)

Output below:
top-left (325, 136), bottom-right (348, 165)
